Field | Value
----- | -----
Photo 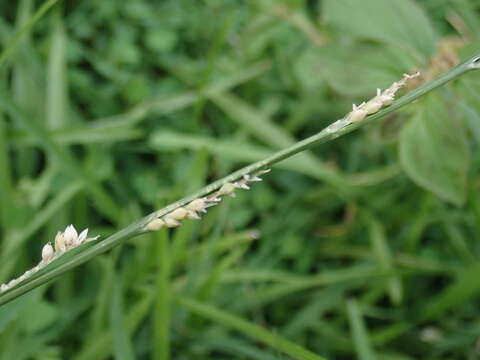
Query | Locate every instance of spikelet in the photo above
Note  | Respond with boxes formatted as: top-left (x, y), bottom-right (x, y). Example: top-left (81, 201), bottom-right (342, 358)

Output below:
top-left (218, 183), bottom-right (237, 197)
top-left (168, 207), bottom-right (189, 220)
top-left (145, 218), bottom-right (165, 231)
top-left (347, 103), bottom-right (368, 123)
top-left (163, 217), bottom-right (181, 228)
top-left (145, 169), bottom-right (270, 233)
top-left (63, 225), bottom-right (78, 248)
top-left (54, 231), bottom-right (66, 253)
top-left (41, 243), bottom-right (54, 263)
top-left (186, 198), bottom-right (208, 213)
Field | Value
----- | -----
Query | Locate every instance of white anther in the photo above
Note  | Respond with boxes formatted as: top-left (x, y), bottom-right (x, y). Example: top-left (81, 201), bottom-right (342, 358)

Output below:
top-left (403, 71), bottom-right (420, 80)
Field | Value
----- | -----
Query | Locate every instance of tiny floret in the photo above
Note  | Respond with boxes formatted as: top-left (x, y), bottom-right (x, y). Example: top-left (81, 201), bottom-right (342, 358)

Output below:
top-left (76, 229), bottom-right (89, 245)
top-left (55, 231), bottom-right (66, 253)
top-left (186, 210), bottom-right (201, 220)
top-left (235, 182), bottom-right (250, 190)
top-left (218, 183), bottom-right (237, 197)
top-left (164, 217), bottom-right (181, 228)
top-left (363, 98), bottom-right (383, 114)
top-left (63, 225), bottom-right (78, 247)
top-left (41, 243), bottom-right (54, 262)
top-left (186, 198), bottom-right (208, 213)
top-left (146, 218), bottom-right (165, 231)
top-left (347, 103), bottom-right (368, 123)
top-left (169, 207), bottom-right (189, 221)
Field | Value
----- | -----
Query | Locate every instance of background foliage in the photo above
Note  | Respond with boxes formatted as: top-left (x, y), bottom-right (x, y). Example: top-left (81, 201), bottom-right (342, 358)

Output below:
top-left (1, 0), bottom-right (480, 359)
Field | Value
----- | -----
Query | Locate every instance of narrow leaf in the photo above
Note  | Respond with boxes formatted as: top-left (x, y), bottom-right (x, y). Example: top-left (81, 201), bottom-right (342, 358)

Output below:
top-left (178, 296), bottom-right (327, 360)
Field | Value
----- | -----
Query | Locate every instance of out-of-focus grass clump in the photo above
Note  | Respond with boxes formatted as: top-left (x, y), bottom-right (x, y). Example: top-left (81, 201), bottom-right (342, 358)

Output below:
top-left (1, 0), bottom-right (480, 359)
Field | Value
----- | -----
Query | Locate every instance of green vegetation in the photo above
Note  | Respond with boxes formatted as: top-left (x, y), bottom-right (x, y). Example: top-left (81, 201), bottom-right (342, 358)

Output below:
top-left (1, 0), bottom-right (480, 359)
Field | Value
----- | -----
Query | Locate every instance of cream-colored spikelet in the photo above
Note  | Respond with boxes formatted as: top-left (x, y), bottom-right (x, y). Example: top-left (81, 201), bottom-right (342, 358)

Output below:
top-left (41, 243), bottom-right (54, 263)
top-left (0, 225), bottom-right (99, 293)
top-left (145, 168), bottom-right (271, 232)
top-left (145, 218), bottom-right (165, 231)
top-left (344, 72), bottom-right (420, 124)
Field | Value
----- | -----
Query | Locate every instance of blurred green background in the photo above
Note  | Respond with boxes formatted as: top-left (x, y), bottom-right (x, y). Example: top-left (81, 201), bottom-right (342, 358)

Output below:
top-left (1, 0), bottom-right (480, 359)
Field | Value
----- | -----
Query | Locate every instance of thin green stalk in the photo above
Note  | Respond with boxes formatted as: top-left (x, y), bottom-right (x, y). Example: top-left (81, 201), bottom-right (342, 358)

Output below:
top-left (0, 52), bottom-right (478, 307)
top-left (0, 0), bottom-right (60, 68)
top-left (153, 231), bottom-right (171, 360)
top-left (346, 299), bottom-right (376, 360)
top-left (0, 111), bottom-right (12, 230)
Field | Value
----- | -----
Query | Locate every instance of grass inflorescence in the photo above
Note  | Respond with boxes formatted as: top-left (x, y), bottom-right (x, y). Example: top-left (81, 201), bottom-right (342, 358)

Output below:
top-left (1, 1), bottom-right (480, 359)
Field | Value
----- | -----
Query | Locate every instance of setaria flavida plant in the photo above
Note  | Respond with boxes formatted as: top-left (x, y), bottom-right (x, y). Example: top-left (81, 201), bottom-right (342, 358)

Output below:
top-left (0, 52), bottom-right (479, 307)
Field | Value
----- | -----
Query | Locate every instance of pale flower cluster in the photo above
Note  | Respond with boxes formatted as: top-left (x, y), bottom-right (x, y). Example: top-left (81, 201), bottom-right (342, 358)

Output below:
top-left (0, 225), bottom-right (99, 293)
top-left (327, 72), bottom-right (421, 133)
top-left (145, 169), bottom-right (270, 231)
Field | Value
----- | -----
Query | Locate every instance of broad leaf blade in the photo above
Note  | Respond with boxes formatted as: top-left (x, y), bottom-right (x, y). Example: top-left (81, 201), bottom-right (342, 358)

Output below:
top-left (399, 95), bottom-right (470, 206)
top-left (322, 0), bottom-right (437, 60)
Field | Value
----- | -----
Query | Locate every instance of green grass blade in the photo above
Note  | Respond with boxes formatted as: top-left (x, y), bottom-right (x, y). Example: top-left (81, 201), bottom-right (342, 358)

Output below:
top-left (154, 231), bottom-right (171, 360)
top-left (46, 7), bottom-right (67, 129)
top-left (75, 290), bottom-right (154, 360)
top-left (0, 115), bottom-right (12, 229)
top-left (366, 215), bottom-right (403, 305)
top-left (110, 277), bottom-right (136, 360)
top-left (0, 94), bottom-right (122, 223)
top-left (177, 296), bottom-right (327, 360)
top-left (346, 298), bottom-right (377, 360)
top-left (91, 61), bottom-right (271, 129)
top-left (420, 263), bottom-right (480, 321)
top-left (0, 0), bottom-right (60, 68)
